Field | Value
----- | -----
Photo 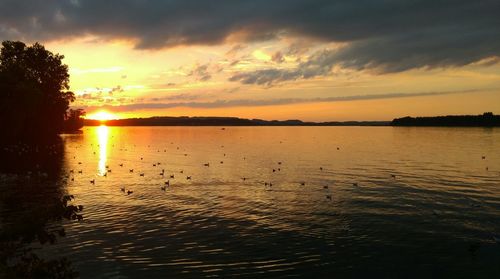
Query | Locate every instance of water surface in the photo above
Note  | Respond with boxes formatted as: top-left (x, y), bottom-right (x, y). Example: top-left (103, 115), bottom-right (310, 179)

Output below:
top-left (8, 127), bottom-right (500, 277)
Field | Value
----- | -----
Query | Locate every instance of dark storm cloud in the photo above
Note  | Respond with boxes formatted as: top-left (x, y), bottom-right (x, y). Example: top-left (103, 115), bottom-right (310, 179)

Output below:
top-left (80, 89), bottom-right (479, 112)
top-left (1, 0), bottom-right (499, 73)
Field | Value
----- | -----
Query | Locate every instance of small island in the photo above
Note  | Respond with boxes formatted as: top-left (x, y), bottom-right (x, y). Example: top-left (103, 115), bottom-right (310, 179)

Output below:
top-left (391, 112), bottom-right (500, 127)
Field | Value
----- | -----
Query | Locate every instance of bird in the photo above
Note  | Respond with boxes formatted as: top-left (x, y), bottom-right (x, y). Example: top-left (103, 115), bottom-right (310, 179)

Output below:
top-left (120, 187), bottom-right (125, 192)
top-left (300, 182), bottom-right (305, 186)
top-left (320, 167), bottom-right (323, 171)
top-left (90, 179), bottom-right (95, 184)
top-left (180, 170), bottom-right (184, 174)
top-left (482, 156), bottom-right (486, 159)
top-left (140, 173), bottom-right (145, 177)
top-left (204, 163), bottom-right (210, 167)
top-left (326, 195), bottom-right (332, 200)
top-left (153, 164), bottom-right (156, 167)
top-left (242, 177), bottom-right (247, 181)
top-left (165, 180), bottom-right (170, 185)
top-left (78, 170), bottom-right (83, 174)
top-left (220, 161), bottom-right (224, 164)
top-left (127, 190), bottom-right (133, 195)
top-left (273, 169), bottom-right (276, 172)
top-left (170, 174), bottom-right (175, 179)
top-left (186, 176), bottom-right (192, 180)
top-left (119, 163), bottom-right (123, 167)
top-left (129, 169), bottom-right (134, 173)
top-left (391, 174), bottom-right (396, 179)
top-left (160, 186), bottom-right (167, 191)
top-left (278, 162), bottom-right (282, 165)
top-left (323, 185), bottom-right (328, 189)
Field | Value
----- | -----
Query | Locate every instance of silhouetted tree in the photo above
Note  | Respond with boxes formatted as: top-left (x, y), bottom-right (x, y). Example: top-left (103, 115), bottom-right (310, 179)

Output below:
top-left (63, 109), bottom-right (85, 132)
top-left (0, 41), bottom-right (79, 144)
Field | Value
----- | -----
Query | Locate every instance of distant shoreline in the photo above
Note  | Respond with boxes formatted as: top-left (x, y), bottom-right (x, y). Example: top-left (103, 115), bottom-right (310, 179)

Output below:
top-left (83, 113), bottom-right (500, 127)
top-left (391, 112), bottom-right (500, 127)
top-left (84, 117), bottom-right (390, 127)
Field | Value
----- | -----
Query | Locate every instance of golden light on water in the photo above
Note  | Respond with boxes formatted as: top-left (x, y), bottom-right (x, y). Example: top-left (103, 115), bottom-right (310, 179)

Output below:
top-left (97, 125), bottom-right (109, 176)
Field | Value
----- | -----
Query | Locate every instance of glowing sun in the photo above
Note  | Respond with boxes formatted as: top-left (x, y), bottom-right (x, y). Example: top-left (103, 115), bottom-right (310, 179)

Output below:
top-left (86, 110), bottom-right (117, 121)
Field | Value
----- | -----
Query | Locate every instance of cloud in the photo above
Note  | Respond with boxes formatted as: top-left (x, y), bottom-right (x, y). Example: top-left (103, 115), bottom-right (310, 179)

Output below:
top-left (80, 89), bottom-right (481, 112)
top-left (271, 51), bottom-right (284, 63)
top-left (109, 85), bottom-right (124, 95)
top-left (225, 44), bottom-right (247, 57)
top-left (1, 1), bottom-right (499, 73)
top-left (188, 63), bottom-right (212, 81)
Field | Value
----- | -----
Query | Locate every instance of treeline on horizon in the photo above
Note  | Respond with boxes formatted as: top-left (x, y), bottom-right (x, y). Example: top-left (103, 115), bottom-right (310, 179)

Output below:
top-left (391, 112), bottom-right (500, 127)
top-left (85, 113), bottom-right (500, 127)
top-left (84, 116), bottom-right (390, 127)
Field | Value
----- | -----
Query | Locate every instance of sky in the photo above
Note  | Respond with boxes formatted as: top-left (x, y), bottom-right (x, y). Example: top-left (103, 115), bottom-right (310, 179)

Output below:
top-left (1, 0), bottom-right (500, 121)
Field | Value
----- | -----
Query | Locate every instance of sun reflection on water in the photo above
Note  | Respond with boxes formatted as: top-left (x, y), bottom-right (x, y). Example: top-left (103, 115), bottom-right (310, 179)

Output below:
top-left (97, 125), bottom-right (109, 176)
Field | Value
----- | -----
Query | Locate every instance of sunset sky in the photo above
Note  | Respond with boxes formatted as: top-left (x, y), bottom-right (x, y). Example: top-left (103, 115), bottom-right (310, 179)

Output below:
top-left (1, 0), bottom-right (500, 121)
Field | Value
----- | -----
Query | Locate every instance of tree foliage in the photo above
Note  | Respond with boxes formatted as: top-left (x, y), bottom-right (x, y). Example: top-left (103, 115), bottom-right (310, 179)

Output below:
top-left (0, 41), bottom-right (80, 143)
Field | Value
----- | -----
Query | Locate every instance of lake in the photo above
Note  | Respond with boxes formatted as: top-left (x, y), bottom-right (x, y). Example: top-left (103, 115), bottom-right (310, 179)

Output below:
top-left (3, 126), bottom-right (500, 278)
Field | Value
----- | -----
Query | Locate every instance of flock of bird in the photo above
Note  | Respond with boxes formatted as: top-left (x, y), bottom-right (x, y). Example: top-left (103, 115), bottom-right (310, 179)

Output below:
top-left (65, 140), bottom-right (362, 203)
top-left (61, 139), bottom-right (496, 208)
